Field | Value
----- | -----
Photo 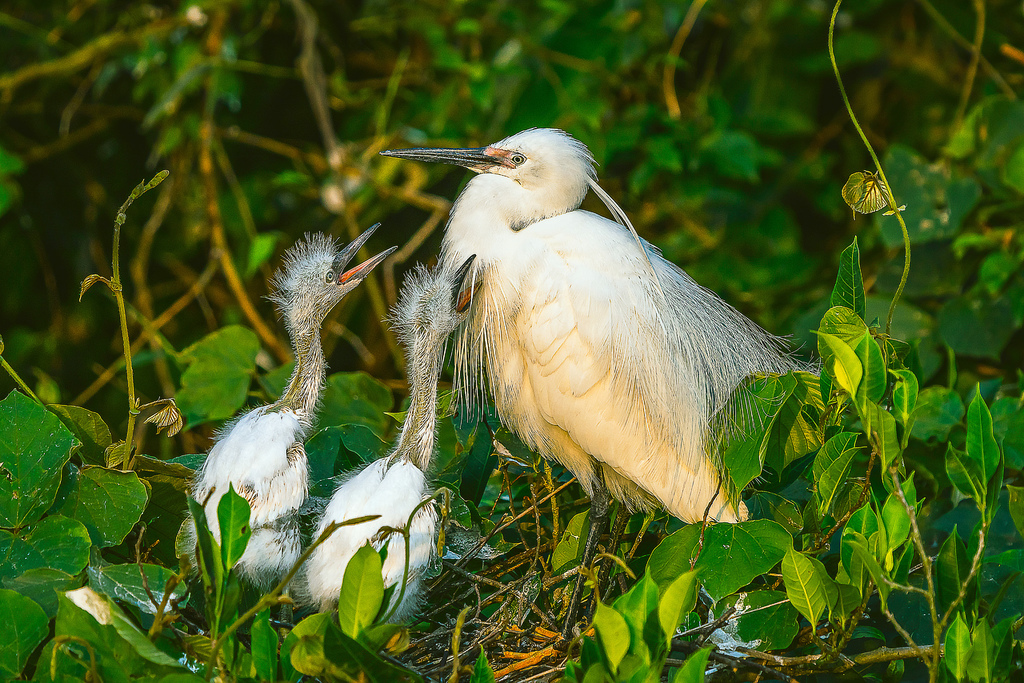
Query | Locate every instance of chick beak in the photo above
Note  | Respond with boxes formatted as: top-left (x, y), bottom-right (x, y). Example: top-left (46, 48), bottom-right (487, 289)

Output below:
top-left (333, 223), bottom-right (396, 286)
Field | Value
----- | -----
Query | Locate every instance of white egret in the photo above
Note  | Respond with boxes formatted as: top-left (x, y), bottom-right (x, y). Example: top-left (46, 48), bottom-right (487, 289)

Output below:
top-left (186, 225), bottom-right (396, 589)
top-left (301, 256), bottom-right (477, 620)
top-left (381, 129), bottom-right (801, 631)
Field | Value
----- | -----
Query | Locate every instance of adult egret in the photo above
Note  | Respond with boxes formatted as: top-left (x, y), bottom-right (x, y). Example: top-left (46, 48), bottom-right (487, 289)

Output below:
top-left (186, 225), bottom-right (396, 589)
top-left (381, 129), bottom-right (800, 630)
top-left (302, 256), bottom-right (477, 620)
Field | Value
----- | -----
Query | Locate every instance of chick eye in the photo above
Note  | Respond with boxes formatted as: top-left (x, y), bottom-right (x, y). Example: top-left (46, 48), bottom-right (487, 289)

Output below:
top-left (325, 270), bottom-right (335, 283)
top-left (509, 153), bottom-right (527, 166)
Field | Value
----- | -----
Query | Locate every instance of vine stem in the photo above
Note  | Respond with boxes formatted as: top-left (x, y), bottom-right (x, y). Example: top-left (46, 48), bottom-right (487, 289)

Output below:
top-left (109, 171), bottom-right (169, 469)
top-left (828, 0), bottom-right (911, 337)
top-left (0, 353), bottom-right (41, 403)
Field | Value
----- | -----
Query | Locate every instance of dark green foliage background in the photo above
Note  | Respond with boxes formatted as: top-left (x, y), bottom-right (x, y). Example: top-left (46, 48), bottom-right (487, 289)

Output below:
top-left (1, 0), bottom-right (1023, 681)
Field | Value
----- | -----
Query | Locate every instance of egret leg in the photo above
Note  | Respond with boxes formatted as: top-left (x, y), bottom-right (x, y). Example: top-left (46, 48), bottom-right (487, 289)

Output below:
top-left (598, 504), bottom-right (630, 604)
top-left (561, 479), bottom-right (611, 640)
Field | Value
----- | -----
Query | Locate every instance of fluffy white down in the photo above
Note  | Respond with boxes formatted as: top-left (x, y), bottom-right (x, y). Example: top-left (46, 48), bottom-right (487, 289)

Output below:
top-left (303, 458), bottom-right (437, 620)
top-left (191, 406), bottom-right (308, 585)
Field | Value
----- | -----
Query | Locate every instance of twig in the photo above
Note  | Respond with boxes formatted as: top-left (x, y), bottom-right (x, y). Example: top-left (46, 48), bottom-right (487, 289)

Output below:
top-left (916, 0), bottom-right (1016, 99)
top-left (829, 0), bottom-right (911, 337)
top-left (663, 0), bottom-right (709, 119)
top-left (0, 18), bottom-right (185, 96)
top-left (447, 606), bottom-right (473, 683)
top-left (953, 0), bottom-right (986, 130)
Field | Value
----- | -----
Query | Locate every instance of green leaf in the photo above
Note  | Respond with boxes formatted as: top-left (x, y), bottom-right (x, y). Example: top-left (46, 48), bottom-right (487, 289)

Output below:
top-left (657, 570), bottom-right (698, 649)
top-left (470, 649), bottom-right (496, 683)
top-left (781, 548), bottom-right (834, 629)
top-left (911, 387), bottom-right (964, 443)
top-left (819, 306), bottom-right (868, 343)
top-left (830, 238), bottom-right (866, 319)
top-left (876, 145), bottom-right (978, 247)
top-left (217, 484), bottom-right (252, 570)
top-left (946, 445), bottom-right (983, 502)
top-left (671, 646), bottom-right (711, 683)
top-left (764, 372), bottom-right (823, 470)
top-left (939, 295), bottom-right (1018, 361)
top-left (251, 609), bottom-right (279, 683)
top-left (936, 529), bottom-right (972, 619)
top-left (845, 531), bottom-right (892, 608)
top-left (551, 511), bottom-right (588, 574)
top-left (853, 333), bottom-right (887, 410)
top-left (0, 146), bottom-right (25, 175)
top-left (593, 600), bottom-right (630, 671)
top-left (1, 568), bottom-right (78, 617)
top-left (965, 390), bottom-right (1000, 484)
top-left (649, 520), bottom-right (791, 602)
top-left (1008, 485), bottom-right (1024, 540)
top-left (58, 465), bottom-right (149, 547)
top-left (712, 590), bottom-right (798, 650)
top-left (185, 496), bottom-right (223, 592)
top-left (880, 493), bottom-right (910, 553)
top-left (966, 619), bottom-right (995, 683)
top-left (0, 514), bottom-right (91, 581)
top-left (813, 432), bottom-right (861, 515)
top-left (0, 589), bottom-right (48, 677)
top-left (817, 333), bottom-right (862, 398)
top-left (0, 390), bottom-right (79, 527)
top-left (88, 563), bottom-right (186, 614)
top-left (338, 544), bottom-right (385, 638)
top-left (291, 618), bottom-right (418, 682)
top-left (319, 372), bottom-right (395, 436)
top-left (945, 613), bottom-right (971, 681)
top-left (610, 571), bottom-right (659, 661)
top-left (175, 326), bottom-right (260, 426)
top-left (48, 404), bottom-right (112, 466)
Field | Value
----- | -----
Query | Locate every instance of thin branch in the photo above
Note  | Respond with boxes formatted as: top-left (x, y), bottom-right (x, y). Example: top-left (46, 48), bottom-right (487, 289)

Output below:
top-left (663, 0), bottom-right (709, 119)
top-left (953, 0), bottom-right (986, 130)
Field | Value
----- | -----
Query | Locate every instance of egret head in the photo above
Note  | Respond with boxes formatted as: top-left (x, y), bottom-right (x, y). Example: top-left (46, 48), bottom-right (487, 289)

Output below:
top-left (392, 255), bottom-right (477, 357)
top-left (381, 129), bottom-right (597, 226)
top-left (269, 224), bottom-right (396, 340)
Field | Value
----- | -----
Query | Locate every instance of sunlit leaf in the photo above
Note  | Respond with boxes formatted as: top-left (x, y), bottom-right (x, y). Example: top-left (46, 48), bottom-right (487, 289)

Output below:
top-left (338, 544), bottom-right (385, 639)
top-left (813, 432), bottom-right (861, 515)
top-left (945, 612), bottom-right (971, 681)
top-left (217, 484), bottom-right (252, 570)
top-left (830, 238), bottom-right (866, 318)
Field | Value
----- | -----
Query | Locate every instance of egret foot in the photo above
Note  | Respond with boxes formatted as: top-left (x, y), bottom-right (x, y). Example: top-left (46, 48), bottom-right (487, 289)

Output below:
top-left (561, 480), bottom-right (612, 641)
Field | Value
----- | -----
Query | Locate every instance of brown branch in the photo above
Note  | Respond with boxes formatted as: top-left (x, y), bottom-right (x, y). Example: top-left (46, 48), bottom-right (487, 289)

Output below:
top-left (663, 0), bottom-right (709, 119)
top-left (199, 122), bottom-right (290, 362)
top-left (0, 18), bottom-right (184, 97)
top-left (73, 257), bottom-right (219, 406)
top-left (739, 643), bottom-right (939, 673)
top-left (916, 0), bottom-right (1016, 100)
top-left (953, 0), bottom-right (986, 130)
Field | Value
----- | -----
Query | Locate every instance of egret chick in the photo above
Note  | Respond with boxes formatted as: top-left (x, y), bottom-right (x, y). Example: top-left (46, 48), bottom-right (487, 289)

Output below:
top-left (382, 130), bottom-right (802, 630)
top-left (187, 225), bottom-right (396, 589)
top-left (302, 256), bottom-right (476, 620)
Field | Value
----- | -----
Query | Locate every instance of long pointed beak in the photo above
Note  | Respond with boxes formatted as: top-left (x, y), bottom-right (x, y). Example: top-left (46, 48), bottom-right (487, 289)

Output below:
top-left (452, 255), bottom-right (477, 313)
top-left (333, 223), bottom-right (396, 285)
top-left (380, 146), bottom-right (505, 170)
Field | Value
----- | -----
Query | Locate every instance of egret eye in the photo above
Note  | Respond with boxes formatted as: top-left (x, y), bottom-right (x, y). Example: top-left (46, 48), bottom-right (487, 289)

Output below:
top-left (325, 270), bottom-right (335, 284)
top-left (509, 153), bottom-right (527, 166)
